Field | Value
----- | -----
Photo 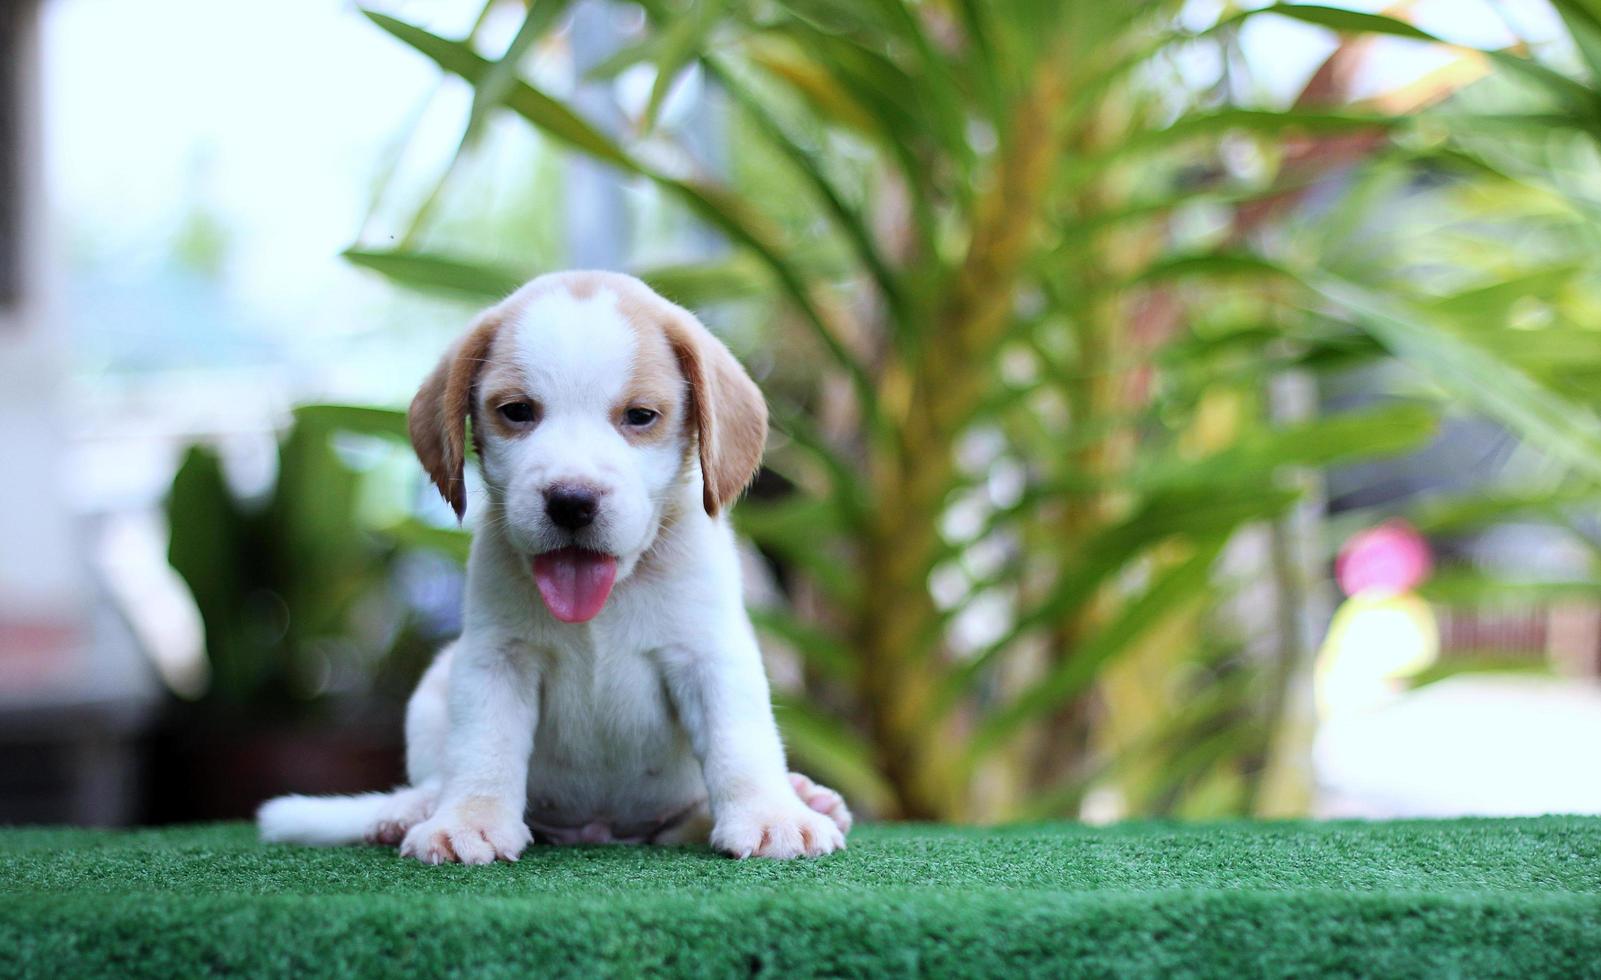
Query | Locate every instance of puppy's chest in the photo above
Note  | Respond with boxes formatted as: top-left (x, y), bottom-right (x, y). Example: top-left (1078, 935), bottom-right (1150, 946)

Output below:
top-left (533, 644), bottom-right (680, 766)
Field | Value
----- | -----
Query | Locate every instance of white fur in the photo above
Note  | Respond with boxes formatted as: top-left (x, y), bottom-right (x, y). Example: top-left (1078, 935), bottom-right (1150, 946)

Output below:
top-left (258, 274), bottom-right (849, 863)
top-left (258, 794), bottom-right (389, 846)
top-left (488, 289), bottom-right (669, 574)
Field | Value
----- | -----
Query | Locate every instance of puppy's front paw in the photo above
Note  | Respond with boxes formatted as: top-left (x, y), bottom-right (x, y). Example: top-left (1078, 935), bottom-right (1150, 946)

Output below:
top-left (399, 796), bottom-right (531, 865)
top-left (789, 771), bottom-right (853, 835)
top-left (366, 783), bottom-right (440, 847)
top-left (712, 796), bottom-right (846, 860)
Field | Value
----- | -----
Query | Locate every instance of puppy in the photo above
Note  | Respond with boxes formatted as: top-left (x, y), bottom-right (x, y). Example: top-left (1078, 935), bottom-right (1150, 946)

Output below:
top-left (258, 271), bottom-right (850, 862)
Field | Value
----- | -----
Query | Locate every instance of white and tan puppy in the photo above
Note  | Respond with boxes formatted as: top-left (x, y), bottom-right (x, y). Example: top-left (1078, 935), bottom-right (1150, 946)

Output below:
top-left (258, 271), bottom-right (849, 862)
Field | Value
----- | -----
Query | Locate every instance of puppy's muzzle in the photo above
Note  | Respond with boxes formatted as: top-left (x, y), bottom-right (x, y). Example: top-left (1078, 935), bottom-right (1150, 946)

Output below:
top-left (544, 483), bottom-right (603, 530)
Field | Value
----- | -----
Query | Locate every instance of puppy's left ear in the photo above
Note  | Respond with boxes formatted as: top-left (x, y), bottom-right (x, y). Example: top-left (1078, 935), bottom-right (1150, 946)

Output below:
top-left (408, 308), bottom-right (503, 521)
top-left (667, 313), bottom-right (768, 516)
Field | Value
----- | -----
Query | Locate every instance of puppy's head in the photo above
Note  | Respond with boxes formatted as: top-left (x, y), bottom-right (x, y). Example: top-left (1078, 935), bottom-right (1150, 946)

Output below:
top-left (408, 271), bottom-right (766, 623)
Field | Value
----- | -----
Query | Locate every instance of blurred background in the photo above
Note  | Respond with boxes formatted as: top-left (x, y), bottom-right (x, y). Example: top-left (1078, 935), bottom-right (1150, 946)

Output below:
top-left (4, 0), bottom-right (1601, 827)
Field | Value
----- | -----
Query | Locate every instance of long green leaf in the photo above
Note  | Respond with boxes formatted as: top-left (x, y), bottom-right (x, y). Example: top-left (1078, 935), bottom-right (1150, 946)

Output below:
top-left (735, 496), bottom-right (857, 604)
top-left (345, 248), bottom-right (528, 300)
top-left (1421, 570), bottom-right (1601, 606)
top-left (934, 486), bottom-right (1302, 712)
top-left (1551, 0), bottom-right (1601, 83)
top-left (345, 247), bottom-right (770, 309)
top-left (365, 11), bottom-right (634, 168)
top-left (1014, 662), bottom-right (1258, 821)
top-left (1429, 265), bottom-right (1584, 322)
top-left (1066, 108), bottom-right (1399, 187)
top-left (748, 605), bottom-right (857, 682)
top-left (1309, 275), bottom-right (1601, 485)
top-left (1135, 403), bottom-right (1439, 492)
top-left (768, 402), bottom-right (869, 527)
top-left (467, 0), bottom-right (576, 144)
top-left (745, 26), bottom-right (939, 251)
top-left (380, 517), bottom-right (473, 564)
top-left (1257, 4), bottom-right (1601, 121)
top-left (705, 55), bottom-right (909, 331)
top-left (294, 404), bottom-right (411, 442)
top-left (1244, 3), bottom-right (1434, 41)
top-left (1132, 250), bottom-right (1298, 288)
top-left (362, 10), bottom-right (878, 426)
top-left (772, 695), bottom-right (893, 814)
top-left (1450, 327), bottom-right (1601, 380)
top-left (643, 0), bottom-right (722, 130)
top-left (1405, 485), bottom-right (1601, 535)
top-left (857, 0), bottom-right (972, 172)
top-left (635, 255), bottom-right (770, 307)
top-left (967, 541), bottom-right (1222, 763)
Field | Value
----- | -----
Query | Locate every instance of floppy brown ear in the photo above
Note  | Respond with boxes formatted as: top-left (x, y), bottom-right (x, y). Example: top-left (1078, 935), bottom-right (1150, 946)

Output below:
top-left (666, 314), bottom-right (768, 516)
top-left (408, 310), bottom-right (502, 521)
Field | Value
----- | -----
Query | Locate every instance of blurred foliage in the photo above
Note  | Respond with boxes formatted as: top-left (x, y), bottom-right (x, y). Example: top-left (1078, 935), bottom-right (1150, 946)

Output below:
top-left (166, 406), bottom-right (442, 713)
top-left (316, 0), bottom-right (1601, 821)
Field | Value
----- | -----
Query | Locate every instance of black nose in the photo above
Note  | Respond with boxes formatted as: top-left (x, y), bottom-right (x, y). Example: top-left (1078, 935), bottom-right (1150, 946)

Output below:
top-left (545, 485), bottom-right (600, 530)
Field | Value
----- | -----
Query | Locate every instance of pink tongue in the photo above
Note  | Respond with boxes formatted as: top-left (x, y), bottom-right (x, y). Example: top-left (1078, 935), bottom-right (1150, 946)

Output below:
top-left (532, 548), bottom-right (618, 624)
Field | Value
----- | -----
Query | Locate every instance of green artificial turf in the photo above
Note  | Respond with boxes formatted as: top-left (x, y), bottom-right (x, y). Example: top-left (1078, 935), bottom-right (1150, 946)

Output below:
top-left (4, 818), bottom-right (1599, 978)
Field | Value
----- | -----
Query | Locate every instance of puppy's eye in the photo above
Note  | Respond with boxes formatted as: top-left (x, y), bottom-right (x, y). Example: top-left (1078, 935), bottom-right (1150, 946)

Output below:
top-left (623, 407), bottom-right (659, 428)
top-left (499, 401), bottom-right (538, 425)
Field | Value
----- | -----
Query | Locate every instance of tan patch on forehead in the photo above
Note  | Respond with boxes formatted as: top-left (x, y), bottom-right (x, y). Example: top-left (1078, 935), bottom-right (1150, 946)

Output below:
top-left (510, 269), bottom-right (675, 317)
top-left (538, 269), bottom-right (633, 303)
top-left (561, 272), bottom-right (604, 300)
top-left (483, 270), bottom-right (696, 443)
top-left (490, 269), bottom-right (618, 311)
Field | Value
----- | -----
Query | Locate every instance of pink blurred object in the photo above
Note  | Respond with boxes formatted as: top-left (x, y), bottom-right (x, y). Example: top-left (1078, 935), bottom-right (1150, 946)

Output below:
top-left (1336, 521), bottom-right (1433, 597)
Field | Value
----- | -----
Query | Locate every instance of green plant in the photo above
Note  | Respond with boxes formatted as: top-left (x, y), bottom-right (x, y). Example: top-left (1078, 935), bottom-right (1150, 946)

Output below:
top-left (166, 406), bottom-right (432, 710)
top-left (343, 0), bottom-right (1601, 821)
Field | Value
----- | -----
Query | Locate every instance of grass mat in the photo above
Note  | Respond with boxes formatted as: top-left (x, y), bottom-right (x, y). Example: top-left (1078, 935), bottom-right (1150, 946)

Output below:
top-left (3, 818), bottom-right (1599, 977)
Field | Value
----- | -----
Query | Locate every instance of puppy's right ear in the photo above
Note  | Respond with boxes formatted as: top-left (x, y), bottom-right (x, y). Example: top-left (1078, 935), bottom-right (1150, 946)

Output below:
top-left (408, 309), bottom-right (502, 521)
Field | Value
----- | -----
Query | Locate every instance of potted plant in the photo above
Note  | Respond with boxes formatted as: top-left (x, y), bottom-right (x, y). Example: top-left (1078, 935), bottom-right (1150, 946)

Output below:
top-left (149, 406), bottom-right (448, 821)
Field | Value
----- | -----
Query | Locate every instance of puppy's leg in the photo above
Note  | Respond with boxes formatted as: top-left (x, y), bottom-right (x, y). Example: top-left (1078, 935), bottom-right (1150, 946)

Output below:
top-left (260, 648), bottom-right (454, 848)
top-left (365, 784), bottom-right (439, 846)
top-left (403, 643), bottom-right (454, 786)
top-left (788, 771), bottom-right (853, 835)
top-left (399, 633), bottom-right (538, 865)
top-left (365, 646), bottom-right (456, 846)
top-left (662, 627), bottom-right (846, 860)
